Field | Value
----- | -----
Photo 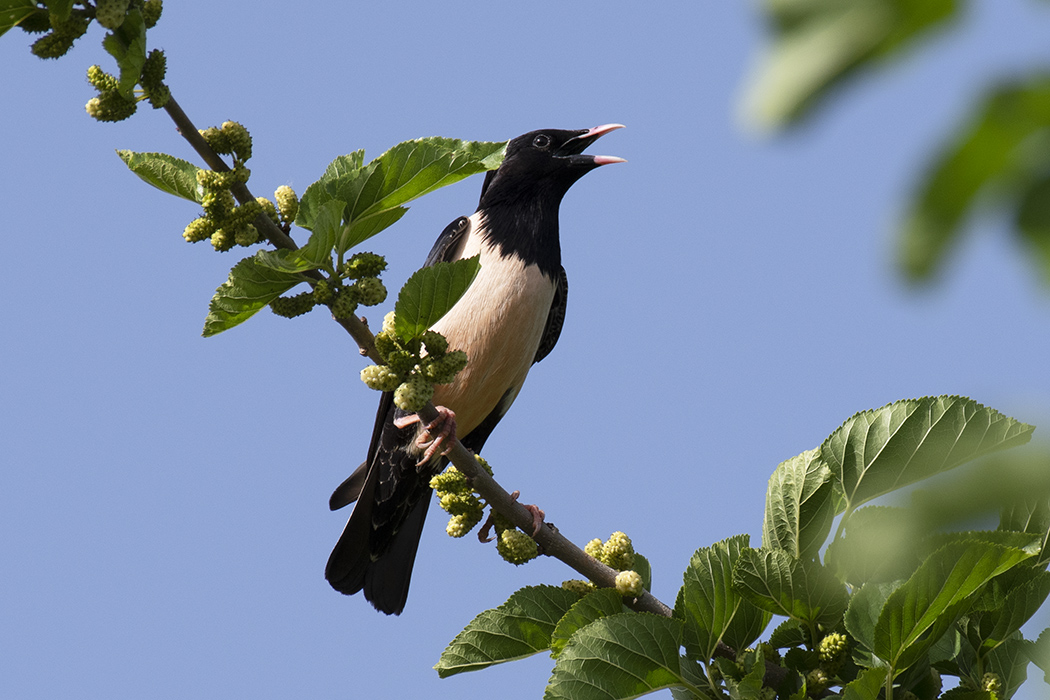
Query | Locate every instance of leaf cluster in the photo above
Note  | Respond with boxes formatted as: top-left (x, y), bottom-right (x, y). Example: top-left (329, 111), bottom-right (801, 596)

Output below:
top-left (436, 396), bottom-right (1050, 700)
top-left (116, 138), bottom-right (503, 336)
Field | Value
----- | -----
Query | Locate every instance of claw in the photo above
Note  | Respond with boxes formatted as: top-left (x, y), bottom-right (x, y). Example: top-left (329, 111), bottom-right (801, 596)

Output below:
top-left (394, 406), bottom-right (458, 466)
top-left (510, 490), bottom-right (546, 537)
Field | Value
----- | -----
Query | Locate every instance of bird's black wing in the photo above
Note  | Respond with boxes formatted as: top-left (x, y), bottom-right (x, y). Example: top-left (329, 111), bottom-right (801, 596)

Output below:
top-left (534, 265), bottom-right (567, 364)
top-left (423, 216), bottom-right (470, 267)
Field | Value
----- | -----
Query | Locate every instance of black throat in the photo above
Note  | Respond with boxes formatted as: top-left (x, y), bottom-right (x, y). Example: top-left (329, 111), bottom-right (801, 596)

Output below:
top-left (475, 183), bottom-right (564, 280)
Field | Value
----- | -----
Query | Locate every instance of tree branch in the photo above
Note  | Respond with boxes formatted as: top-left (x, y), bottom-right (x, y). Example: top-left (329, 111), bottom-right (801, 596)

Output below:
top-left (161, 92), bottom-right (673, 618)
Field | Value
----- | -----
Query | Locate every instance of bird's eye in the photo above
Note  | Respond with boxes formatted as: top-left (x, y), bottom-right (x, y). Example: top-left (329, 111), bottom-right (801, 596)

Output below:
top-left (532, 134), bottom-right (551, 149)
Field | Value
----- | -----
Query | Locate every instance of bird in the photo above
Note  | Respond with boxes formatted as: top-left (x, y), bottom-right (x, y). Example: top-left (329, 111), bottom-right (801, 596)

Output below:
top-left (324, 124), bottom-right (625, 615)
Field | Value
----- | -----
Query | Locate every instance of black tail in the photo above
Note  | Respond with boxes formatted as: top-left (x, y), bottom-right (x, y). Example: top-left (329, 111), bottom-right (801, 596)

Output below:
top-left (324, 468), bottom-right (431, 616)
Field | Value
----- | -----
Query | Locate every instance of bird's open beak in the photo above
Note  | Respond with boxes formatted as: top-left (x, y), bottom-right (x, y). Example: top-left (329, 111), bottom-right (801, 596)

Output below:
top-left (557, 123), bottom-right (626, 166)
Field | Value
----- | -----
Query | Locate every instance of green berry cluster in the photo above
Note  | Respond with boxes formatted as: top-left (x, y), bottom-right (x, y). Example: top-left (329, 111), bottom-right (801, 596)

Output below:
top-left (200, 121), bottom-right (252, 162)
top-left (561, 579), bottom-right (597, 596)
top-left (587, 531), bottom-right (636, 571)
top-left (268, 290), bottom-right (315, 318)
top-left (85, 64), bottom-right (137, 122)
top-left (274, 185), bottom-right (299, 225)
top-left (429, 461), bottom-right (489, 538)
top-left (982, 672), bottom-right (1002, 694)
top-left (28, 9), bottom-right (90, 60)
top-left (614, 570), bottom-right (643, 597)
top-left (81, 2), bottom-right (169, 122)
top-left (270, 252), bottom-right (388, 323)
top-left (361, 311), bottom-right (466, 413)
top-left (95, 0), bottom-right (131, 30)
top-left (817, 632), bottom-right (848, 664)
top-left (138, 49), bottom-right (169, 108)
top-left (805, 668), bottom-right (829, 694)
top-left (180, 125), bottom-right (260, 251)
top-left (496, 528), bottom-right (539, 566)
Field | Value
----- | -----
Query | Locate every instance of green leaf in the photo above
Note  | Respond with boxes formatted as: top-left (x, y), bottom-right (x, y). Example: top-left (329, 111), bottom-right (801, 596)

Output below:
top-left (101, 9), bottom-right (147, 99)
top-left (202, 257), bottom-right (307, 337)
top-left (762, 448), bottom-right (835, 560)
top-left (845, 581), bottom-right (901, 666)
top-left (722, 647), bottom-right (766, 700)
top-left (45, 0), bottom-right (72, 22)
top-left (117, 151), bottom-right (203, 203)
top-left (983, 636), bottom-right (1033, 699)
top-left (434, 585), bottom-right (579, 678)
top-left (977, 571), bottom-right (1050, 654)
top-left (0, 0), bottom-right (38, 38)
top-left (822, 396), bottom-right (1034, 515)
top-left (550, 588), bottom-right (624, 658)
top-left (339, 206), bottom-right (407, 254)
top-left (873, 541), bottom-right (1035, 672)
top-left (633, 553), bottom-right (653, 593)
top-left (544, 613), bottom-right (686, 700)
top-left (296, 199), bottom-right (345, 270)
top-left (395, 257), bottom-right (480, 340)
top-left (899, 76), bottom-right (1050, 282)
top-left (296, 139), bottom-right (505, 253)
top-left (252, 249), bottom-right (321, 276)
top-left (767, 618), bottom-right (807, 649)
top-left (841, 667), bottom-right (888, 700)
top-left (1030, 627), bottom-right (1050, 685)
top-left (677, 535), bottom-right (771, 661)
top-left (741, 0), bottom-right (957, 130)
top-left (732, 548), bottom-right (848, 630)
top-left (295, 151), bottom-right (364, 231)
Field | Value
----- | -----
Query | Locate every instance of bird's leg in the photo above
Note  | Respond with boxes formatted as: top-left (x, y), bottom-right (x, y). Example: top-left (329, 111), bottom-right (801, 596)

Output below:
top-left (393, 406), bottom-right (458, 466)
top-left (509, 490), bottom-right (546, 537)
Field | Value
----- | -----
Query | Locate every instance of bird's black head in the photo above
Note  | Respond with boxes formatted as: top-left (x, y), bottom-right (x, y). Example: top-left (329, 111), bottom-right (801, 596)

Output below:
top-left (478, 124), bottom-right (625, 209)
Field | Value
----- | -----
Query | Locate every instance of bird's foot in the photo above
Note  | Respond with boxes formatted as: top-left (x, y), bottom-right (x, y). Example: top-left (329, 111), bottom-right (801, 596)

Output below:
top-left (510, 490), bottom-right (546, 537)
top-left (476, 492), bottom-right (546, 543)
top-left (393, 406), bottom-right (458, 465)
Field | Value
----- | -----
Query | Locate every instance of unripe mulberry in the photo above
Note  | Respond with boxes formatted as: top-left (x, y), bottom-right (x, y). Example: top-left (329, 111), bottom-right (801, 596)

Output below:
top-left (233, 223), bottom-right (258, 247)
top-left (142, 0), bottom-right (163, 28)
top-left (221, 121), bottom-right (252, 161)
top-left (352, 277), bottom-right (386, 307)
top-left (360, 364), bottom-right (401, 392)
top-left (602, 531), bottom-right (635, 571)
top-left (256, 197), bottom-right (280, 225)
top-left (199, 127), bottom-right (231, 155)
top-left (274, 185), bottom-right (298, 223)
top-left (382, 311), bottom-right (397, 334)
top-left (269, 291), bottom-right (315, 318)
top-left (421, 330), bottom-right (448, 356)
top-left (372, 330), bottom-right (398, 362)
top-left (496, 528), bottom-right (538, 565)
top-left (614, 570), bottom-right (643, 597)
top-left (344, 251), bottom-right (386, 279)
top-left (86, 91), bottom-right (137, 122)
top-left (210, 228), bottom-right (234, 252)
top-left (584, 539), bottom-right (604, 559)
top-left (562, 579), bottom-right (596, 596)
top-left (385, 349), bottom-right (417, 377)
top-left (393, 373), bottom-right (433, 412)
top-left (312, 278), bottom-right (335, 304)
top-left (87, 65), bottom-right (118, 92)
top-left (183, 216), bottom-right (215, 243)
top-left (818, 632), bottom-right (848, 662)
top-left (95, 0), bottom-right (130, 29)
top-left (422, 349), bottom-right (467, 384)
top-left (331, 289), bottom-right (358, 319)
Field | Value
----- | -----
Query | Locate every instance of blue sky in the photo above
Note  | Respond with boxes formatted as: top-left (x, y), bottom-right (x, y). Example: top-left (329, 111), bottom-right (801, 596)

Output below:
top-left (3, 2), bottom-right (1050, 698)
